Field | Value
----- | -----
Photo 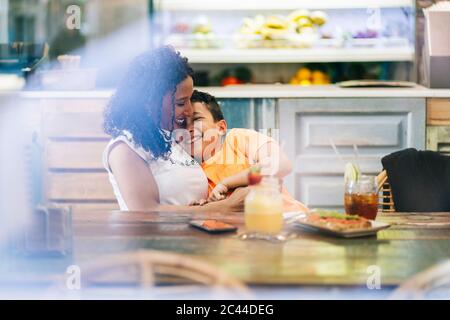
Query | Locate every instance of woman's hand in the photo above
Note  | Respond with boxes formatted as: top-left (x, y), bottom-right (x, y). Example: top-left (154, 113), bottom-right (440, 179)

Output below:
top-left (208, 183), bottom-right (228, 202)
top-left (184, 187), bottom-right (249, 213)
top-left (189, 182), bottom-right (228, 206)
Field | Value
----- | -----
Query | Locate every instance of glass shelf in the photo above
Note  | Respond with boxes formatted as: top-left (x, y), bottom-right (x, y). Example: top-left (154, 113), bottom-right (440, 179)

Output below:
top-left (155, 0), bottom-right (415, 11)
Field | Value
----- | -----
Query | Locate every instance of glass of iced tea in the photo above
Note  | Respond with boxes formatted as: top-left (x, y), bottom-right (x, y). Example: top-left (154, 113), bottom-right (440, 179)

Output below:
top-left (344, 175), bottom-right (379, 220)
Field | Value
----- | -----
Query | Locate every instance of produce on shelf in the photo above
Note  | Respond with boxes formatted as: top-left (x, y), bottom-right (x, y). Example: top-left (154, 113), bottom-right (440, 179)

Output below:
top-left (289, 67), bottom-right (331, 85)
top-left (311, 70), bottom-right (330, 84)
top-left (171, 22), bottom-right (190, 34)
top-left (192, 33), bottom-right (217, 49)
top-left (289, 9), bottom-right (314, 32)
top-left (310, 11), bottom-right (328, 26)
top-left (165, 15), bottom-right (219, 49)
top-left (353, 29), bottom-right (378, 39)
top-left (260, 16), bottom-right (290, 40)
top-left (240, 15), bottom-right (265, 35)
top-left (296, 18), bottom-right (313, 29)
top-left (192, 16), bottom-right (212, 34)
top-left (217, 66), bottom-right (253, 86)
top-left (236, 10), bottom-right (328, 49)
top-left (221, 76), bottom-right (242, 86)
top-left (289, 10), bottom-right (328, 48)
top-left (288, 10), bottom-right (311, 25)
top-left (192, 15), bottom-right (219, 49)
top-left (175, 15), bottom-right (218, 49)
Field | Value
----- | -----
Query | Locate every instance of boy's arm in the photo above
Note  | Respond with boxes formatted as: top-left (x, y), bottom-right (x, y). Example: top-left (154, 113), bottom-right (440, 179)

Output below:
top-left (220, 141), bottom-right (292, 190)
top-left (208, 130), bottom-right (293, 202)
top-left (220, 169), bottom-right (251, 189)
top-left (221, 140), bottom-right (292, 190)
top-left (254, 141), bottom-right (292, 178)
top-left (208, 169), bottom-right (250, 202)
top-left (236, 129), bottom-right (292, 179)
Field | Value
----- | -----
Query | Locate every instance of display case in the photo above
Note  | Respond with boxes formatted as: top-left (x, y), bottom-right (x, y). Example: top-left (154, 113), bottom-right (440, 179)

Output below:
top-left (153, 0), bottom-right (416, 84)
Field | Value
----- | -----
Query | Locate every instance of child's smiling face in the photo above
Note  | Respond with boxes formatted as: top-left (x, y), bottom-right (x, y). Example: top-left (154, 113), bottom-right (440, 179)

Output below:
top-left (185, 101), bottom-right (227, 162)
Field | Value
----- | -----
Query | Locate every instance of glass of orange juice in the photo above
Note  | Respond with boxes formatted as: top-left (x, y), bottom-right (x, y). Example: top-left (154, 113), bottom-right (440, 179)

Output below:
top-left (244, 176), bottom-right (284, 238)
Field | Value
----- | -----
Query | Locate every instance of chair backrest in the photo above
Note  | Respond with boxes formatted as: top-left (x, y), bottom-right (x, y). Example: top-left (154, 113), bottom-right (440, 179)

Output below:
top-left (377, 170), bottom-right (395, 213)
top-left (390, 260), bottom-right (450, 299)
top-left (50, 250), bottom-right (250, 298)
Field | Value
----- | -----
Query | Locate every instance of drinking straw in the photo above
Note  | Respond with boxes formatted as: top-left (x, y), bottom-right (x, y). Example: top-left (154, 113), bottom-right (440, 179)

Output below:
top-left (329, 138), bottom-right (345, 165)
top-left (353, 144), bottom-right (361, 170)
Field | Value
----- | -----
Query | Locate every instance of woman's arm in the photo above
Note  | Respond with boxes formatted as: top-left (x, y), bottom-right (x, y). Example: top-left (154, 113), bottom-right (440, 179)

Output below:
top-left (108, 142), bottom-right (160, 210)
top-left (108, 142), bottom-right (245, 212)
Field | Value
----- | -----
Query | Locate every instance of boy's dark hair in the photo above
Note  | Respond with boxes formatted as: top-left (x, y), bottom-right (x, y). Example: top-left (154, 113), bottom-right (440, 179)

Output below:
top-left (191, 90), bottom-right (224, 122)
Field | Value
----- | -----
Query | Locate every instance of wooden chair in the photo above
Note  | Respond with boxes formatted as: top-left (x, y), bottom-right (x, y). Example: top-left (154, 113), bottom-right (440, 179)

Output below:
top-left (51, 250), bottom-right (249, 298)
top-left (377, 170), bottom-right (395, 213)
top-left (390, 260), bottom-right (450, 299)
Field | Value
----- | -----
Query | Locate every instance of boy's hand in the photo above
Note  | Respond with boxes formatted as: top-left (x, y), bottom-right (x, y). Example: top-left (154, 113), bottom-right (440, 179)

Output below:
top-left (208, 183), bottom-right (228, 202)
top-left (189, 199), bottom-right (208, 206)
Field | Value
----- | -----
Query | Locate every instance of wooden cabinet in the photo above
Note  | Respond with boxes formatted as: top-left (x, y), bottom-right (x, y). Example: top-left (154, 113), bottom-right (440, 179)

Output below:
top-left (279, 98), bottom-right (426, 209)
top-left (426, 98), bottom-right (450, 154)
top-left (426, 98), bottom-right (450, 126)
top-left (427, 126), bottom-right (450, 154)
top-left (39, 98), bottom-right (119, 215)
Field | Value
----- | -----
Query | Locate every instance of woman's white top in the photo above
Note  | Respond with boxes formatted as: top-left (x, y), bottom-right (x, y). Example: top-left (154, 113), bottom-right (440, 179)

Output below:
top-left (102, 130), bottom-right (208, 210)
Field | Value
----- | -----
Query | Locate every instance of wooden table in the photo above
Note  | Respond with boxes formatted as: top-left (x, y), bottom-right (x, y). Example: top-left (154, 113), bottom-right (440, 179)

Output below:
top-left (67, 210), bottom-right (450, 287)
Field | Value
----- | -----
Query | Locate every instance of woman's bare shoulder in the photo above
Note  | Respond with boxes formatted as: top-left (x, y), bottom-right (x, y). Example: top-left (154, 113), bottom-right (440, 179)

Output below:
top-left (109, 141), bottom-right (146, 168)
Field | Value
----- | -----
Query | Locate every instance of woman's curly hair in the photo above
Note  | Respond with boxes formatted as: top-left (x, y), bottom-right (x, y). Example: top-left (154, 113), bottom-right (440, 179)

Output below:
top-left (104, 46), bottom-right (193, 159)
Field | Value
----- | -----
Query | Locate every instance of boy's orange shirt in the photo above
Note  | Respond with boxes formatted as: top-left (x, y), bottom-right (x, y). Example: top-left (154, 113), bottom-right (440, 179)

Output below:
top-left (201, 128), bottom-right (308, 212)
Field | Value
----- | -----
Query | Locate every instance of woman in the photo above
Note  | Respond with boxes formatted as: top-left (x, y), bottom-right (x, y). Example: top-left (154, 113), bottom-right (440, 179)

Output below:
top-left (103, 46), bottom-right (246, 212)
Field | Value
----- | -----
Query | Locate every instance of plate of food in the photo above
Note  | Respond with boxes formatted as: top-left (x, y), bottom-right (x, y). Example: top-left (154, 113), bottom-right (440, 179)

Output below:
top-left (293, 210), bottom-right (390, 238)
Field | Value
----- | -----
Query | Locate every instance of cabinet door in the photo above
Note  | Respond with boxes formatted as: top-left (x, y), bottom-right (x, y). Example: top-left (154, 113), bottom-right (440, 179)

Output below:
top-left (279, 98), bottom-right (425, 209)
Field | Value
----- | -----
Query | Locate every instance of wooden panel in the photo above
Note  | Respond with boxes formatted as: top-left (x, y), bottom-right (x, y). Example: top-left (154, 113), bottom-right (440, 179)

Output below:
top-left (297, 176), bottom-right (344, 208)
top-left (299, 114), bottom-right (402, 148)
top-left (296, 155), bottom-right (382, 174)
top-left (49, 202), bottom-right (119, 215)
top-left (439, 144), bottom-right (450, 153)
top-left (41, 98), bottom-right (108, 113)
top-left (42, 99), bottom-right (108, 138)
top-left (43, 112), bottom-right (106, 138)
top-left (427, 126), bottom-right (450, 154)
top-left (46, 141), bottom-right (107, 169)
top-left (427, 98), bottom-right (450, 125)
top-left (46, 172), bottom-right (114, 201)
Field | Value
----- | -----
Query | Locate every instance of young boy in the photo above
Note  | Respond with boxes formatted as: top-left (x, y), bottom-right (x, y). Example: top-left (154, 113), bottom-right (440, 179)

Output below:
top-left (183, 90), bottom-right (308, 212)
